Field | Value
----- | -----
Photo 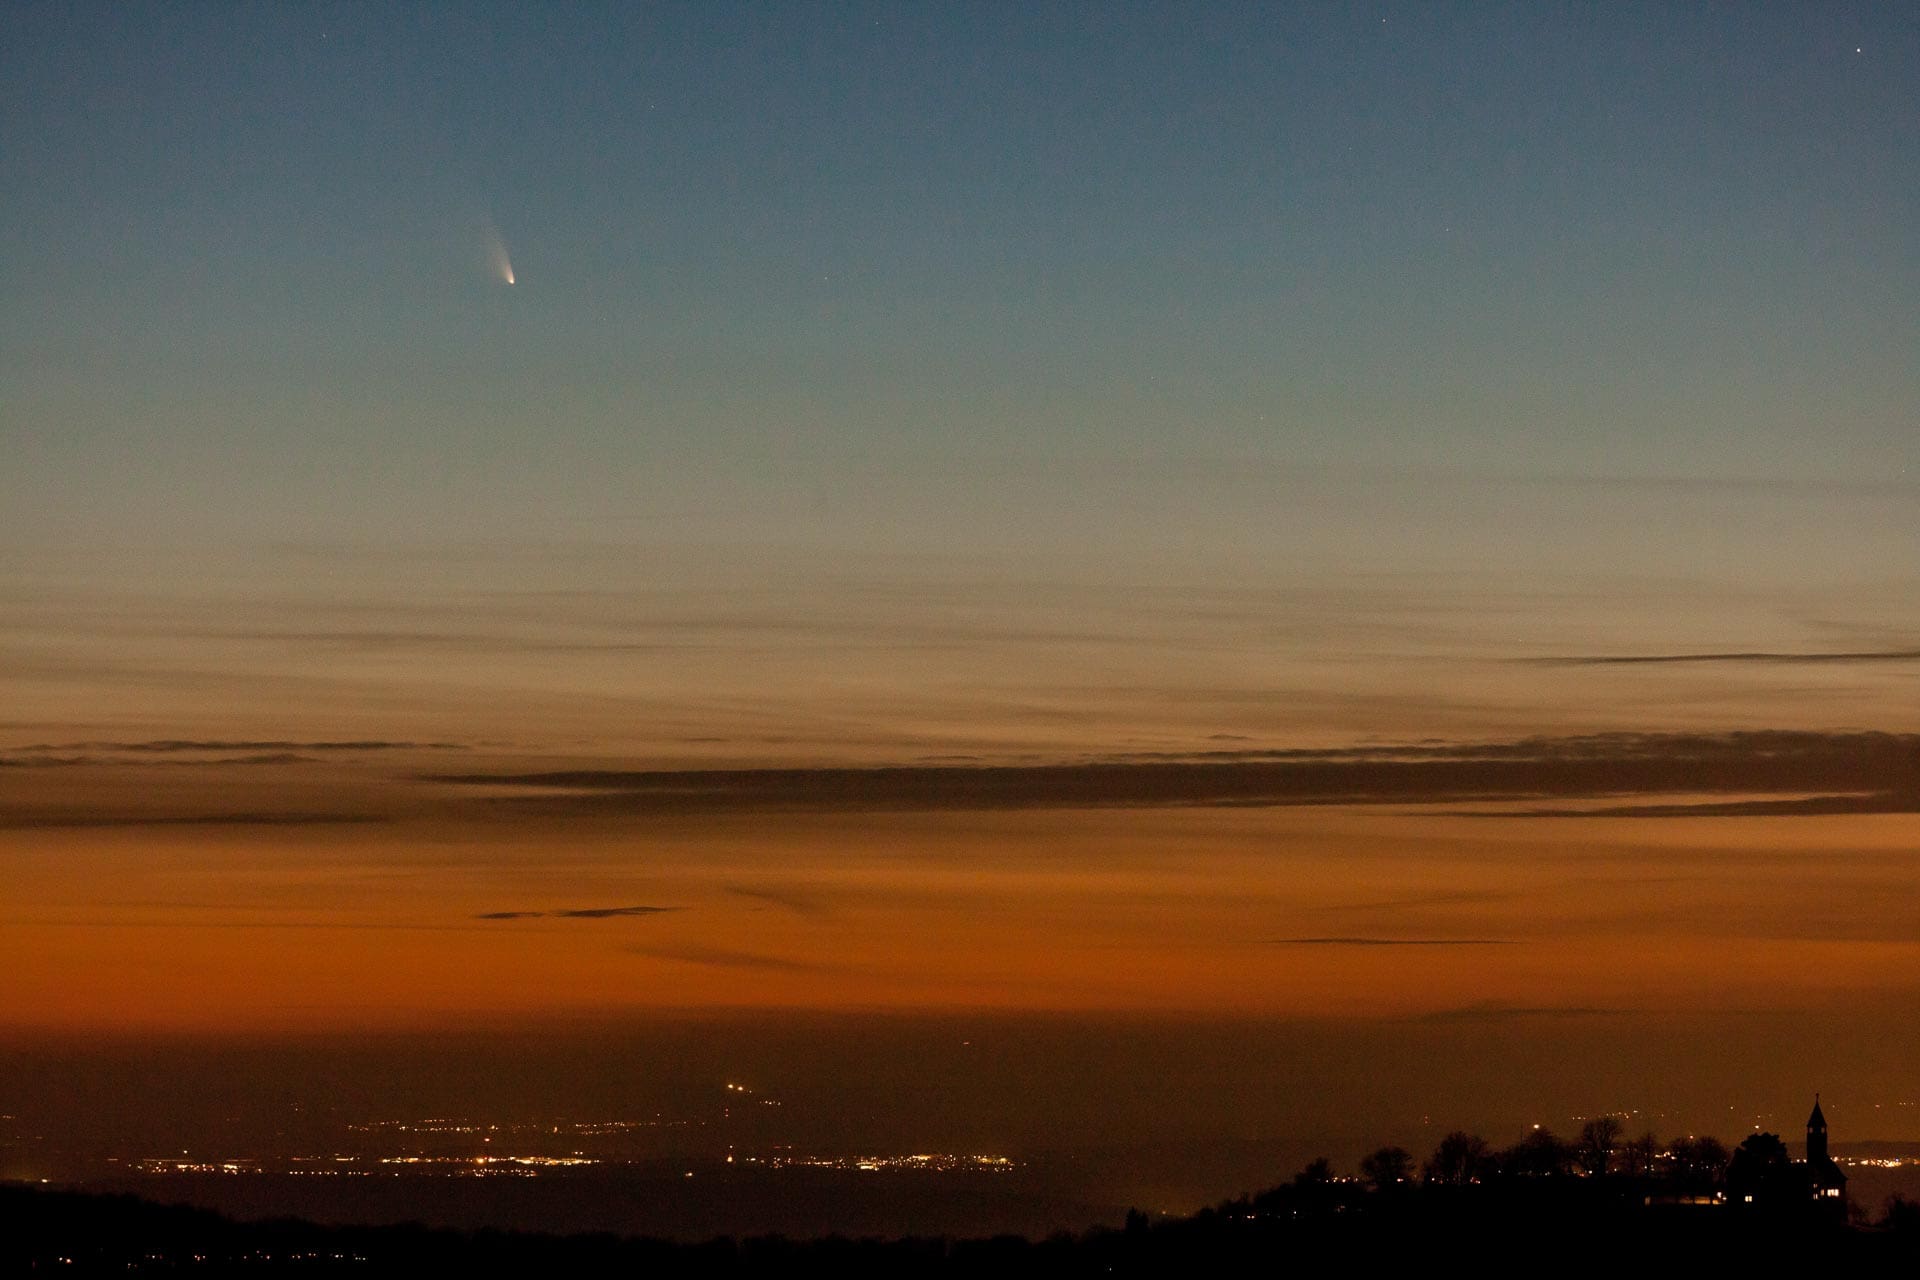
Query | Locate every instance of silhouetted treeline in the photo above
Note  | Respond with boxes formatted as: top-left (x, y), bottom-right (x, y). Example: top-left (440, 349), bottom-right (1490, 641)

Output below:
top-left (1399, 1121), bottom-right (1726, 1188)
top-left (6, 1133), bottom-right (1917, 1278)
top-left (1234, 1123), bottom-right (1878, 1217)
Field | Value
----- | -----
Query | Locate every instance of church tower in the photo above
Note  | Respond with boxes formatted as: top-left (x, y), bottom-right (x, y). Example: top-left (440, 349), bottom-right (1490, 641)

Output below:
top-left (1803, 1093), bottom-right (1845, 1211)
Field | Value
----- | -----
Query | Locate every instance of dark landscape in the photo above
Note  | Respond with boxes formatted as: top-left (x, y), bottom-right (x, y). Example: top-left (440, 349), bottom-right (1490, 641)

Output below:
top-left (10, 1128), bottom-right (1920, 1275)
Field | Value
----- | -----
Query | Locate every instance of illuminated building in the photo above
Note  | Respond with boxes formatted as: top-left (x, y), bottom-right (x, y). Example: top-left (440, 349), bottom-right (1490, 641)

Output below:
top-left (1800, 1096), bottom-right (1847, 1214)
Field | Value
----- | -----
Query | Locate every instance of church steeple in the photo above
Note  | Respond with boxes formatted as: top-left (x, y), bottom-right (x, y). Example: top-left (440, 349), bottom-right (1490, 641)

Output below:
top-left (1807, 1094), bottom-right (1828, 1164)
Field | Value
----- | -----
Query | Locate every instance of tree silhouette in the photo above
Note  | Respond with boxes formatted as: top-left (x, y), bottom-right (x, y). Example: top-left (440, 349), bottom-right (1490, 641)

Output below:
top-left (1725, 1132), bottom-right (1793, 1206)
top-left (1576, 1116), bottom-right (1623, 1176)
top-left (1292, 1157), bottom-right (1334, 1189)
top-left (1424, 1131), bottom-right (1492, 1186)
top-left (1359, 1146), bottom-right (1413, 1193)
top-left (1619, 1131), bottom-right (1660, 1178)
top-left (1667, 1134), bottom-right (1730, 1190)
top-left (1502, 1128), bottom-right (1573, 1178)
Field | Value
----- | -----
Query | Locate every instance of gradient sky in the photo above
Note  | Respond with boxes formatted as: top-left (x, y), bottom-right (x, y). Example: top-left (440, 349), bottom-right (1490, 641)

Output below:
top-left (4, 1), bottom-right (1920, 1180)
top-left (5, 2), bottom-right (1915, 551)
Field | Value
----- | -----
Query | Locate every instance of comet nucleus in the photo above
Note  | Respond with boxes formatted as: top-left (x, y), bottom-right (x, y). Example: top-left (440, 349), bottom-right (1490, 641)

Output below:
top-left (482, 222), bottom-right (515, 286)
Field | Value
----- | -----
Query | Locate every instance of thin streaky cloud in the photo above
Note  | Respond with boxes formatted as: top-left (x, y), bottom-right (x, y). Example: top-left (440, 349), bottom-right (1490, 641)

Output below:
top-left (200, 753), bottom-right (320, 765)
top-left (205, 630), bottom-right (687, 655)
top-left (475, 905), bottom-right (681, 921)
top-left (553, 905), bottom-right (680, 919)
top-left (22, 918), bottom-right (514, 933)
top-left (1473, 792), bottom-right (1917, 819)
top-left (1261, 937), bottom-right (1514, 947)
top-left (726, 885), bottom-right (831, 918)
top-left (0, 811), bottom-right (384, 830)
top-left (0, 752), bottom-right (323, 768)
top-left (1308, 890), bottom-right (1514, 913)
top-left (627, 945), bottom-right (829, 973)
top-left (1411, 1003), bottom-right (1629, 1023)
top-left (1521, 649), bottom-right (1920, 667)
top-left (4, 739), bottom-right (467, 754)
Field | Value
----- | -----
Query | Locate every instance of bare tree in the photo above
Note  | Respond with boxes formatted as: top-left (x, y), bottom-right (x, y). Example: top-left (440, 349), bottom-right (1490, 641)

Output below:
top-left (1576, 1116), bottom-right (1622, 1176)
top-left (1423, 1131), bottom-right (1492, 1186)
top-left (1502, 1127), bottom-right (1573, 1177)
top-left (1292, 1156), bottom-right (1335, 1189)
top-left (1618, 1131), bottom-right (1660, 1178)
top-left (1667, 1134), bottom-right (1729, 1190)
top-left (1360, 1146), bottom-right (1413, 1193)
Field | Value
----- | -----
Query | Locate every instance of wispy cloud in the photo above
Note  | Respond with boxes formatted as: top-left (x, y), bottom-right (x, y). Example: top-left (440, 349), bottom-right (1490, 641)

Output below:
top-left (627, 944), bottom-right (828, 973)
top-left (0, 752), bottom-right (324, 768)
top-left (205, 630), bottom-right (682, 655)
top-left (554, 905), bottom-right (680, 919)
top-left (4, 740), bottom-right (466, 753)
top-left (474, 905), bottom-right (680, 921)
top-left (1309, 890), bottom-right (1513, 913)
top-left (1261, 937), bottom-right (1513, 947)
top-left (1412, 1003), bottom-right (1628, 1023)
top-left (1523, 650), bottom-right (1920, 667)
top-left (1477, 792), bottom-right (1919, 819)
top-left (726, 885), bottom-right (831, 918)
top-left (0, 811), bottom-right (383, 830)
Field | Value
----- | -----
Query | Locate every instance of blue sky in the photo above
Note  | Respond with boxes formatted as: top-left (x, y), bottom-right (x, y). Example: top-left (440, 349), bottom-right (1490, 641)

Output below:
top-left (1, 3), bottom-right (1915, 759)
top-left (4, 2), bottom-right (1914, 558)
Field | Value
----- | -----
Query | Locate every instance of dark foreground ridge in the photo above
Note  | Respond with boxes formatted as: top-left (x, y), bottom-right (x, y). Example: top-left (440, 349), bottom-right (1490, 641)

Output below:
top-left (7, 1176), bottom-right (1917, 1277)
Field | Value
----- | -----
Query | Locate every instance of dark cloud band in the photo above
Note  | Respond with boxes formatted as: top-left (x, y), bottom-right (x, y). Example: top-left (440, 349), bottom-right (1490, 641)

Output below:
top-left (475, 905), bottom-right (679, 921)
top-left (424, 731), bottom-right (1920, 816)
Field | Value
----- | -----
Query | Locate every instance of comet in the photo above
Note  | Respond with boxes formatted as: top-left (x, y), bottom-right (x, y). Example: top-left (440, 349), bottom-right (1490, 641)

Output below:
top-left (482, 221), bottom-right (515, 286)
